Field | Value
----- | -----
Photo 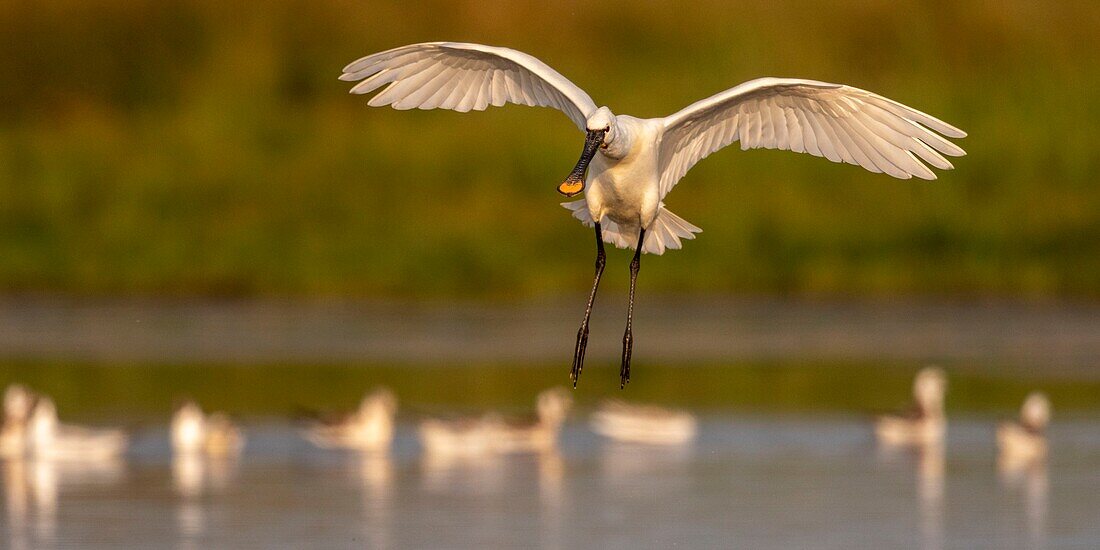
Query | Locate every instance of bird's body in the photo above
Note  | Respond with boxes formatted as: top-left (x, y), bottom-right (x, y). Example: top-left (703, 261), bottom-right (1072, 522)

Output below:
top-left (998, 392), bottom-right (1050, 467)
top-left (419, 388), bottom-right (572, 456)
top-left (27, 397), bottom-right (127, 461)
top-left (584, 116), bottom-right (661, 237)
top-left (564, 114), bottom-right (705, 253)
top-left (303, 389), bottom-right (397, 452)
top-left (0, 385), bottom-right (36, 458)
top-left (875, 367), bottom-right (948, 448)
top-left (590, 399), bottom-right (697, 446)
top-left (342, 42), bottom-right (967, 387)
top-left (171, 400), bottom-right (245, 458)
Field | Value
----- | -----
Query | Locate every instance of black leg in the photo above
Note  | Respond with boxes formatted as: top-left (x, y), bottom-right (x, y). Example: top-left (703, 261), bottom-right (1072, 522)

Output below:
top-left (571, 222), bottom-right (606, 388)
top-left (620, 228), bottom-right (645, 389)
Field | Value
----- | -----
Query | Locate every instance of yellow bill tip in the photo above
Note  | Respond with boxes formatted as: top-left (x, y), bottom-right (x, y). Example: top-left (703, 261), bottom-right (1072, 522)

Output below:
top-left (557, 181), bottom-right (584, 197)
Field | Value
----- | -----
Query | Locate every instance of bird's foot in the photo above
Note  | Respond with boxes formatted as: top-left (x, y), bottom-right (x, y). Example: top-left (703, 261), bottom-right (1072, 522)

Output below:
top-left (571, 323), bottom-right (590, 388)
top-left (619, 332), bottom-right (633, 389)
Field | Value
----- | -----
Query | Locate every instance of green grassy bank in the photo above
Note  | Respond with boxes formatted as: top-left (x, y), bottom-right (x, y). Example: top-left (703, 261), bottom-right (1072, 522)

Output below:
top-left (4, 361), bottom-right (1098, 420)
top-left (1, 1), bottom-right (1098, 298)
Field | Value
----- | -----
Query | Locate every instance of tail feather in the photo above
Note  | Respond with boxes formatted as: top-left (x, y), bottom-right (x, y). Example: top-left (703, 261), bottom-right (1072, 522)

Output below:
top-left (561, 199), bottom-right (701, 256)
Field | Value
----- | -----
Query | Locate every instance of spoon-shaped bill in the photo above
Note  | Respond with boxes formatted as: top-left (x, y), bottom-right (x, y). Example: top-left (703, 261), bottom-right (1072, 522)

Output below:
top-left (558, 129), bottom-right (605, 196)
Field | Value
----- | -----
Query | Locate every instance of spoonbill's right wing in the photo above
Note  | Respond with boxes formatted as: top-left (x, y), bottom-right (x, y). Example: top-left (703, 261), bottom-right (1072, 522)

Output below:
top-left (657, 78), bottom-right (967, 196)
top-left (341, 42), bottom-right (598, 131)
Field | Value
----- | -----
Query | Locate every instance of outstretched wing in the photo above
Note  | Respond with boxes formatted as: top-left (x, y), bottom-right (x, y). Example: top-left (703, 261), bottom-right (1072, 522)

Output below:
top-left (658, 77), bottom-right (967, 196)
top-left (341, 42), bottom-right (598, 131)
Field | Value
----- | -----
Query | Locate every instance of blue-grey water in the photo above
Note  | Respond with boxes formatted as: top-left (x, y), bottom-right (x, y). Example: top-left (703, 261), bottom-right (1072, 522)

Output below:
top-left (3, 417), bottom-right (1099, 549)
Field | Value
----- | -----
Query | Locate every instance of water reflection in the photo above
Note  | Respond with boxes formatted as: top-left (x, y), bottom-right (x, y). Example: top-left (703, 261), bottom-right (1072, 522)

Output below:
top-left (916, 444), bottom-right (945, 550)
top-left (3, 456), bottom-right (123, 550)
top-left (3, 459), bottom-right (30, 550)
top-left (600, 442), bottom-right (692, 485)
top-left (417, 446), bottom-right (567, 548)
top-left (1, 418), bottom-right (1093, 548)
top-left (999, 457), bottom-right (1049, 549)
top-left (420, 449), bottom-right (506, 495)
top-left (171, 453), bottom-right (239, 549)
top-left (30, 459), bottom-right (58, 543)
top-left (352, 452), bottom-right (394, 550)
top-left (876, 442), bottom-right (944, 550)
top-left (537, 450), bottom-right (565, 550)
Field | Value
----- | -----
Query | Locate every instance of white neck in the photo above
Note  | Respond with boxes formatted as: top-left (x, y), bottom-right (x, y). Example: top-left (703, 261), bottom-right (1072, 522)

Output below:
top-left (601, 116), bottom-right (634, 159)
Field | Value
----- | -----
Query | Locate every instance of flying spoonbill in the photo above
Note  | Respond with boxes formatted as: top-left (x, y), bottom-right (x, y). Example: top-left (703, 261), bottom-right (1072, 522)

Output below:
top-left (341, 42), bottom-right (967, 388)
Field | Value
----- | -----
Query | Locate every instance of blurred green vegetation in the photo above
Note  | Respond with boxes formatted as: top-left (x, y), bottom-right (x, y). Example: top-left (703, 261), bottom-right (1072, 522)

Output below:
top-left (1, 0), bottom-right (1098, 298)
top-left (4, 360), bottom-right (1099, 420)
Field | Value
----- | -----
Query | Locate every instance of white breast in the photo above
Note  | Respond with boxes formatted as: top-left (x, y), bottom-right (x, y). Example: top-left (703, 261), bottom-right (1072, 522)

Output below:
top-left (585, 117), bottom-right (662, 229)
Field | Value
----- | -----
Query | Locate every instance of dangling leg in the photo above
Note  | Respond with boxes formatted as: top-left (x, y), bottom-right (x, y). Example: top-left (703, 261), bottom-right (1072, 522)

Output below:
top-left (620, 228), bottom-right (645, 388)
top-left (570, 222), bottom-right (606, 388)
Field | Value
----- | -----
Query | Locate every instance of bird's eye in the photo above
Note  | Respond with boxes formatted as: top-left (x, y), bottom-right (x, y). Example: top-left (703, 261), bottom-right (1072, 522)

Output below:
top-left (604, 126), bottom-right (611, 132)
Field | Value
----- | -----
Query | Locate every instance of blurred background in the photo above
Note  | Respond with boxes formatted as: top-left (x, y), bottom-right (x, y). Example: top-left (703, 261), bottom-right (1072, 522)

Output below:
top-left (1, 1), bottom-right (1099, 547)
top-left (1, 0), bottom-right (1097, 410)
top-left (2, 0), bottom-right (1098, 298)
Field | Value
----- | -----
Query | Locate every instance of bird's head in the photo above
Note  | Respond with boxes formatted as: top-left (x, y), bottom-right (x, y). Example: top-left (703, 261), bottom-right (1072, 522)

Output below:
top-left (1020, 392), bottom-right (1051, 431)
top-left (558, 107), bottom-right (615, 196)
top-left (913, 367), bottom-right (947, 416)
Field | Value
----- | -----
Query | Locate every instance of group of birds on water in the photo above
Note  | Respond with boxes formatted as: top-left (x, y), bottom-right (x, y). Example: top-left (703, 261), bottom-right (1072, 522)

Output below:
top-left (874, 367), bottom-right (1053, 472)
top-left (1, 367), bottom-right (1049, 471)
top-left (0, 384), bottom-right (699, 463)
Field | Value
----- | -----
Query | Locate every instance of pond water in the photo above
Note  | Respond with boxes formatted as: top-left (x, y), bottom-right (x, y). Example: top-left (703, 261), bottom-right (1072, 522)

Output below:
top-left (3, 417), bottom-right (1099, 549)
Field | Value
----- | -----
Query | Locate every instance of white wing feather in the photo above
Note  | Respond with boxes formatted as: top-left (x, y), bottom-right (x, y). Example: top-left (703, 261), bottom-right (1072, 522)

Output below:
top-left (658, 78), bottom-right (967, 196)
top-left (341, 42), bottom-right (598, 131)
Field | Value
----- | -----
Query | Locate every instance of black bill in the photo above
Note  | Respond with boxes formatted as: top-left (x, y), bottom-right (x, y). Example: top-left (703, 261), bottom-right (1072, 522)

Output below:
top-left (558, 129), bottom-right (605, 197)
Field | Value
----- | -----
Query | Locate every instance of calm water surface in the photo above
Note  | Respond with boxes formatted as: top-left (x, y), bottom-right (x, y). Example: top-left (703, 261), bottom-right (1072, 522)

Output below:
top-left (3, 417), bottom-right (1099, 549)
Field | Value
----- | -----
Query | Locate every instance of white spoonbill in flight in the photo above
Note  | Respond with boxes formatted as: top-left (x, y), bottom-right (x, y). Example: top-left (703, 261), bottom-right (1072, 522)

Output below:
top-left (341, 42), bottom-right (967, 389)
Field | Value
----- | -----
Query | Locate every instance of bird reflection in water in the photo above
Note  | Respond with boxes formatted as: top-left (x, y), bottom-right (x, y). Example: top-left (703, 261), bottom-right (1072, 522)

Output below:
top-left (172, 452), bottom-right (205, 548)
top-left (600, 442), bottom-right (693, 491)
top-left (420, 448), bottom-right (507, 495)
top-left (916, 444), bottom-right (945, 550)
top-left (3, 454), bottom-right (124, 550)
top-left (875, 439), bottom-right (945, 550)
top-left (351, 451), bottom-right (394, 550)
top-left (999, 461), bottom-right (1048, 550)
top-left (537, 450), bottom-right (566, 550)
top-left (3, 458), bottom-right (31, 550)
top-left (172, 453), bottom-right (240, 548)
top-left (171, 451), bottom-right (240, 548)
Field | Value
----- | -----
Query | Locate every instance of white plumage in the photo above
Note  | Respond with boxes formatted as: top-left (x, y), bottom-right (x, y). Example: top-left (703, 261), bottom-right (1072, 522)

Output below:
top-left (343, 42), bottom-right (967, 387)
top-left (342, 42), bottom-right (966, 256)
top-left (998, 392), bottom-right (1051, 467)
top-left (340, 42), bottom-right (595, 129)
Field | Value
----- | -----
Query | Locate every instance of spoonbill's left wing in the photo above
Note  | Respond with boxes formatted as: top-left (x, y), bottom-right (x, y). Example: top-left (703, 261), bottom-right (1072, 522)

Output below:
top-left (341, 42), bottom-right (598, 131)
top-left (657, 78), bottom-right (966, 196)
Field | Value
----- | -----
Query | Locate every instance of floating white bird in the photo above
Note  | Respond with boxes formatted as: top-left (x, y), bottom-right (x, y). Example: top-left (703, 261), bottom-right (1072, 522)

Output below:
top-left (304, 388), bottom-right (398, 452)
top-left (419, 387), bottom-right (572, 456)
top-left (341, 42), bottom-right (967, 387)
top-left (997, 392), bottom-right (1050, 467)
top-left (26, 396), bottom-right (128, 461)
top-left (1, 384), bottom-right (36, 458)
top-left (171, 400), bottom-right (245, 458)
top-left (590, 399), bottom-right (698, 446)
top-left (875, 367), bottom-right (947, 447)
